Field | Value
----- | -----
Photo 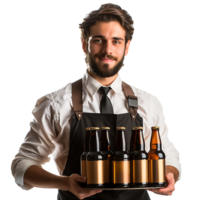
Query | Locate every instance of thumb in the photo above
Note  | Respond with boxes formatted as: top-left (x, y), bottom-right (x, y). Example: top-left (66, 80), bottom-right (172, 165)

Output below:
top-left (80, 176), bottom-right (87, 182)
top-left (166, 173), bottom-right (175, 185)
top-left (166, 173), bottom-right (174, 179)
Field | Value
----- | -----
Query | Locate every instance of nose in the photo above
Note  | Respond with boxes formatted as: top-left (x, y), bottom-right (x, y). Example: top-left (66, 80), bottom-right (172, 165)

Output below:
top-left (101, 41), bottom-right (113, 55)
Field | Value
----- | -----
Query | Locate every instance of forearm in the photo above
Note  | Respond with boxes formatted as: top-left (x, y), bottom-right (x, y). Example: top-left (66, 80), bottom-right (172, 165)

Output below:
top-left (24, 165), bottom-right (68, 190)
top-left (166, 165), bottom-right (179, 182)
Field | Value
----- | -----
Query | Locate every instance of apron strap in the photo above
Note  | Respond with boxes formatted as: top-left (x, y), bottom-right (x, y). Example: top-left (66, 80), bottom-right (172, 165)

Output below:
top-left (72, 79), bottom-right (138, 121)
top-left (72, 79), bottom-right (83, 120)
top-left (122, 81), bottom-right (138, 121)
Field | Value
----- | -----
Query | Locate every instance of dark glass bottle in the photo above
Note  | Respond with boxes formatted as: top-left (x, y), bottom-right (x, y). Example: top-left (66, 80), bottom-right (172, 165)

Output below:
top-left (113, 127), bottom-right (130, 188)
top-left (101, 127), bottom-right (114, 187)
top-left (129, 127), bottom-right (148, 187)
top-left (86, 127), bottom-right (106, 188)
top-left (80, 127), bottom-right (91, 187)
top-left (148, 126), bottom-right (166, 187)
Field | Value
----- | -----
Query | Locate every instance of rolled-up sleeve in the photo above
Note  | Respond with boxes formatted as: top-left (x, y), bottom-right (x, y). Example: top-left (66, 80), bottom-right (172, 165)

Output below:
top-left (11, 94), bottom-right (58, 190)
top-left (151, 96), bottom-right (181, 180)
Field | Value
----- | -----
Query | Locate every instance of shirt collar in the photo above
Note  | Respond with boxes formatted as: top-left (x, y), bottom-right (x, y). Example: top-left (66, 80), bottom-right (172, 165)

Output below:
top-left (83, 70), bottom-right (123, 96)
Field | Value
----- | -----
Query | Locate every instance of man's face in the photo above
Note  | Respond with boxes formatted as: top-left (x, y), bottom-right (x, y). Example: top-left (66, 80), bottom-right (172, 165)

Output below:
top-left (82, 21), bottom-right (130, 78)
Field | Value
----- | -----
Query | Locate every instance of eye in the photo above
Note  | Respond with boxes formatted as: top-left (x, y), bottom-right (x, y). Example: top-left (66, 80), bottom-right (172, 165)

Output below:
top-left (94, 39), bottom-right (103, 43)
top-left (94, 39), bottom-right (120, 44)
top-left (114, 40), bottom-right (119, 44)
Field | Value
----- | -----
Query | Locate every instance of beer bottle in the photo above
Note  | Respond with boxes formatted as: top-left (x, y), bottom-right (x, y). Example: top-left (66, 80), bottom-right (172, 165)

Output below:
top-left (129, 127), bottom-right (148, 187)
top-left (148, 126), bottom-right (166, 187)
top-left (80, 127), bottom-right (91, 187)
top-left (86, 127), bottom-right (106, 188)
top-left (113, 127), bottom-right (130, 187)
top-left (100, 127), bottom-right (113, 187)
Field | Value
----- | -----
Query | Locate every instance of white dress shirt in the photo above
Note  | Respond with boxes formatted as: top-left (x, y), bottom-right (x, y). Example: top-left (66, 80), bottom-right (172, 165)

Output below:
top-left (11, 70), bottom-right (181, 190)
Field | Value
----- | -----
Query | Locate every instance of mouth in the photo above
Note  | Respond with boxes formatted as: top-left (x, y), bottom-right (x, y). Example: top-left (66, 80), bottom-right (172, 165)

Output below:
top-left (98, 57), bottom-right (115, 63)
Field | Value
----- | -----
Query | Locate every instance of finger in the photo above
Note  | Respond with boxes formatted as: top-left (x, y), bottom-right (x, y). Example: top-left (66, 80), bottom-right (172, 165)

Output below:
top-left (149, 186), bottom-right (174, 196)
top-left (161, 192), bottom-right (174, 197)
top-left (148, 177), bottom-right (175, 196)
top-left (166, 173), bottom-right (174, 186)
top-left (159, 191), bottom-right (173, 196)
top-left (74, 175), bottom-right (87, 183)
top-left (159, 174), bottom-right (175, 193)
top-left (157, 185), bottom-right (175, 194)
top-left (82, 188), bottom-right (102, 193)
top-left (148, 189), bottom-right (160, 195)
top-left (93, 189), bottom-right (103, 193)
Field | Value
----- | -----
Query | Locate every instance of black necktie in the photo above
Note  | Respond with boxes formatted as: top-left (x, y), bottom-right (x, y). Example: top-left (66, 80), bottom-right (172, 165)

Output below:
top-left (99, 86), bottom-right (114, 114)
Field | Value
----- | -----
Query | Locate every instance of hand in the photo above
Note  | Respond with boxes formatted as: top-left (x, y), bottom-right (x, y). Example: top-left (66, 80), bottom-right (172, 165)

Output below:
top-left (63, 173), bottom-right (102, 200)
top-left (148, 173), bottom-right (175, 196)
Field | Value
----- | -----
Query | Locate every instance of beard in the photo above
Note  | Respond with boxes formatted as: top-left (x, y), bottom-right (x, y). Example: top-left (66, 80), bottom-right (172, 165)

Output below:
top-left (87, 51), bottom-right (125, 78)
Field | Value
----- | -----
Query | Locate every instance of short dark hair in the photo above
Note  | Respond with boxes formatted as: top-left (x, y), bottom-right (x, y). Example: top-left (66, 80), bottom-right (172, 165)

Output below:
top-left (79, 3), bottom-right (134, 44)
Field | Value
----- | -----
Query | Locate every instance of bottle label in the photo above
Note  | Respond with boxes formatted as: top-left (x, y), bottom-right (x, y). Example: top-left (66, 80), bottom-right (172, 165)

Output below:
top-left (148, 159), bottom-right (166, 183)
top-left (131, 160), bottom-right (148, 183)
top-left (112, 160), bottom-right (130, 184)
top-left (87, 160), bottom-right (106, 184)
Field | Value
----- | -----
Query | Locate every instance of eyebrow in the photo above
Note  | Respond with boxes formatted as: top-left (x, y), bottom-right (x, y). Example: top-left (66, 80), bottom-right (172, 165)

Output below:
top-left (92, 35), bottom-right (124, 41)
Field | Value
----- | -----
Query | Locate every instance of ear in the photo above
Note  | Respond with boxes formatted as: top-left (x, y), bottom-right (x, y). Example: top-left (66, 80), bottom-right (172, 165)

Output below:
top-left (124, 40), bottom-right (131, 56)
top-left (82, 39), bottom-right (87, 53)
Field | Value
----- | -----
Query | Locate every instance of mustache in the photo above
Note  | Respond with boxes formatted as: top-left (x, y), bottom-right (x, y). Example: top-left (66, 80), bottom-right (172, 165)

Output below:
top-left (94, 53), bottom-right (117, 60)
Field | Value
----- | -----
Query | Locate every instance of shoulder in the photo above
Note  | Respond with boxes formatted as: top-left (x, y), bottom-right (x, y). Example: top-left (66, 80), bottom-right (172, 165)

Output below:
top-left (32, 83), bottom-right (72, 118)
top-left (48, 83), bottom-right (72, 104)
top-left (131, 85), bottom-right (150, 98)
top-left (128, 83), bottom-right (164, 109)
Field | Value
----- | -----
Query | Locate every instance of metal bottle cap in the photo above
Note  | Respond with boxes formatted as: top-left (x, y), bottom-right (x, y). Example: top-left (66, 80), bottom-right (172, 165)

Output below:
top-left (90, 127), bottom-right (99, 130)
top-left (151, 126), bottom-right (160, 130)
top-left (116, 127), bottom-right (126, 130)
top-left (132, 127), bottom-right (143, 130)
top-left (101, 127), bottom-right (110, 130)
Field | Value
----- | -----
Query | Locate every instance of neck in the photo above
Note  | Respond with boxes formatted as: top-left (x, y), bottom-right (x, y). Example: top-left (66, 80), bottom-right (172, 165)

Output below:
top-left (87, 69), bottom-right (118, 86)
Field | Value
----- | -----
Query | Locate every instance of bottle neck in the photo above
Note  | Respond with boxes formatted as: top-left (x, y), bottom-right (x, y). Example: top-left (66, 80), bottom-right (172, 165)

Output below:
top-left (89, 130), bottom-right (100, 152)
top-left (84, 130), bottom-right (90, 152)
top-left (134, 144), bottom-right (145, 150)
top-left (101, 130), bottom-right (110, 151)
top-left (150, 129), bottom-right (162, 150)
top-left (115, 130), bottom-right (127, 151)
top-left (133, 129), bottom-right (145, 151)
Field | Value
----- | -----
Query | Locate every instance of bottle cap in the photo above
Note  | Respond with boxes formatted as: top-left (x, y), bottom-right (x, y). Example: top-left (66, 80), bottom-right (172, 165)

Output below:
top-left (90, 127), bottom-right (99, 130)
top-left (85, 127), bottom-right (91, 131)
top-left (151, 126), bottom-right (160, 130)
top-left (101, 127), bottom-right (110, 130)
top-left (116, 127), bottom-right (126, 130)
top-left (132, 127), bottom-right (143, 130)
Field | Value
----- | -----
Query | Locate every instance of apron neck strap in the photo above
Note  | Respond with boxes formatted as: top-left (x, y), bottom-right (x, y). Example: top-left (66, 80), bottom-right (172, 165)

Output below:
top-left (122, 81), bottom-right (138, 121)
top-left (72, 79), bottom-right (138, 121)
top-left (72, 79), bottom-right (83, 120)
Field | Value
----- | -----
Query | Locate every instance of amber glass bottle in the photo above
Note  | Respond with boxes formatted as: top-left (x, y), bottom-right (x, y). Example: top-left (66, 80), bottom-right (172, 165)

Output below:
top-left (129, 127), bottom-right (148, 187)
top-left (113, 127), bottom-right (130, 188)
top-left (100, 127), bottom-right (113, 187)
top-left (80, 127), bottom-right (91, 187)
top-left (86, 127), bottom-right (106, 188)
top-left (148, 126), bottom-right (166, 187)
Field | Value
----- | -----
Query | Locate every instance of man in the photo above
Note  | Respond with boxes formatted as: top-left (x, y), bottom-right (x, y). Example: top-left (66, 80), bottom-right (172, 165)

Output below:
top-left (11, 3), bottom-right (181, 200)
